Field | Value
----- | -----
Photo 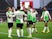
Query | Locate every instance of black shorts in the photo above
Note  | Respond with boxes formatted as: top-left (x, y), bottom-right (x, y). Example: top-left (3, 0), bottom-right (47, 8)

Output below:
top-left (32, 21), bottom-right (37, 23)
top-left (44, 21), bottom-right (49, 23)
top-left (16, 23), bottom-right (23, 29)
top-left (27, 21), bottom-right (33, 27)
top-left (8, 23), bottom-right (13, 28)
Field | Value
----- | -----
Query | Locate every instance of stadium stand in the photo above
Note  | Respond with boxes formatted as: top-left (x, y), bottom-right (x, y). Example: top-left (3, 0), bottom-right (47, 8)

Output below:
top-left (46, 2), bottom-right (52, 19)
top-left (0, 0), bottom-right (52, 21)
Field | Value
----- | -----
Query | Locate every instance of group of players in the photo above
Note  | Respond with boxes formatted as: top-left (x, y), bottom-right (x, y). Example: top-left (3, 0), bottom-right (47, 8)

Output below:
top-left (6, 6), bottom-right (51, 38)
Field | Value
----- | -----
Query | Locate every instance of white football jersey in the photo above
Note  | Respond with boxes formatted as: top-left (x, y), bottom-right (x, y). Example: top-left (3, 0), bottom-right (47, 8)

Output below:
top-left (14, 10), bottom-right (26, 23)
top-left (6, 11), bottom-right (15, 23)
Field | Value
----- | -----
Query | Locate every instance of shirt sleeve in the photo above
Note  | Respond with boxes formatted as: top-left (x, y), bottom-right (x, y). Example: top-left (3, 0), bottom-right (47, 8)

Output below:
top-left (12, 13), bottom-right (15, 17)
top-left (23, 12), bottom-right (27, 17)
top-left (36, 11), bottom-right (38, 15)
top-left (13, 11), bottom-right (17, 16)
top-left (47, 11), bottom-right (51, 20)
top-left (6, 12), bottom-right (8, 17)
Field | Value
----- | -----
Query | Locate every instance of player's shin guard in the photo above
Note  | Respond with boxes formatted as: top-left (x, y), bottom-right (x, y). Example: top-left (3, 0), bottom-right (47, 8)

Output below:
top-left (17, 29), bottom-right (20, 37)
top-left (21, 29), bottom-right (23, 37)
top-left (8, 28), bottom-right (12, 38)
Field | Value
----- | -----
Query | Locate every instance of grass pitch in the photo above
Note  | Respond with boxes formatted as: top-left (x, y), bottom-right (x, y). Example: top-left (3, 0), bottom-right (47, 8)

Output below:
top-left (0, 22), bottom-right (52, 39)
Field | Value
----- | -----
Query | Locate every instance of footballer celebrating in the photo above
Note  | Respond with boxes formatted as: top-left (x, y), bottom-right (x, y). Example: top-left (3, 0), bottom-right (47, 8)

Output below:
top-left (27, 6), bottom-right (33, 37)
top-left (41, 6), bottom-right (51, 33)
top-left (14, 7), bottom-right (27, 37)
top-left (6, 7), bottom-right (15, 38)
top-left (31, 9), bottom-right (38, 33)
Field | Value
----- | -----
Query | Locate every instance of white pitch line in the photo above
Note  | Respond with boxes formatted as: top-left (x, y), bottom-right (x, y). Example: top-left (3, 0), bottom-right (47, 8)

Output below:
top-left (0, 32), bottom-right (17, 36)
top-left (0, 32), bottom-right (41, 39)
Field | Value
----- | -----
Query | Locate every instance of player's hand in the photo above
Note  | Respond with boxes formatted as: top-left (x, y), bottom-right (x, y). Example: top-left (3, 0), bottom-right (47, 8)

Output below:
top-left (40, 18), bottom-right (43, 21)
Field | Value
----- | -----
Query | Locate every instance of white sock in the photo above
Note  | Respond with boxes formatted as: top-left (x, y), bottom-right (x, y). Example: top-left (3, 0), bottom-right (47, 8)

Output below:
top-left (8, 28), bottom-right (12, 37)
top-left (43, 27), bottom-right (46, 32)
top-left (28, 28), bottom-right (32, 36)
top-left (32, 28), bottom-right (34, 33)
top-left (21, 29), bottom-right (23, 37)
top-left (17, 29), bottom-right (20, 37)
top-left (35, 28), bottom-right (37, 32)
top-left (47, 27), bottom-right (50, 32)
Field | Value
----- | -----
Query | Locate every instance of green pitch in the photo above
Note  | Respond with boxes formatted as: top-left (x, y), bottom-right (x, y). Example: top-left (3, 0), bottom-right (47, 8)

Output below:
top-left (0, 22), bottom-right (52, 39)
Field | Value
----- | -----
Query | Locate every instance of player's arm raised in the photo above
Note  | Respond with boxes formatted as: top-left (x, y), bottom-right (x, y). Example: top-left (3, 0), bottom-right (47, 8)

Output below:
top-left (6, 12), bottom-right (9, 18)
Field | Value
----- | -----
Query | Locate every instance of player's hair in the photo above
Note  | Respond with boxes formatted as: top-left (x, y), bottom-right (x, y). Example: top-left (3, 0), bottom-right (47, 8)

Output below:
top-left (43, 6), bottom-right (47, 10)
top-left (6, 7), bottom-right (11, 11)
top-left (17, 6), bottom-right (20, 10)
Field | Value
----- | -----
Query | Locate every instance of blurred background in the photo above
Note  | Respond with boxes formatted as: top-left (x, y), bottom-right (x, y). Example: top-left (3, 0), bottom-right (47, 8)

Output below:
top-left (0, 0), bottom-right (52, 21)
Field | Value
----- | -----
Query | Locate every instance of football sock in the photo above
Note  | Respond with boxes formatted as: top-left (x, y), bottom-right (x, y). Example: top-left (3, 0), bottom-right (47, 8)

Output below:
top-left (32, 28), bottom-right (34, 33)
top-left (17, 29), bottom-right (20, 37)
top-left (21, 29), bottom-right (23, 37)
top-left (35, 28), bottom-right (37, 32)
top-left (28, 28), bottom-right (32, 36)
top-left (47, 27), bottom-right (50, 32)
top-left (43, 26), bottom-right (46, 32)
top-left (8, 28), bottom-right (12, 37)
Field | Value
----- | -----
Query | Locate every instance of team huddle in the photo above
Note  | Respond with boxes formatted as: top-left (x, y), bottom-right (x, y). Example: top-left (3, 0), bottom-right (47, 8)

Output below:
top-left (6, 6), bottom-right (51, 38)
